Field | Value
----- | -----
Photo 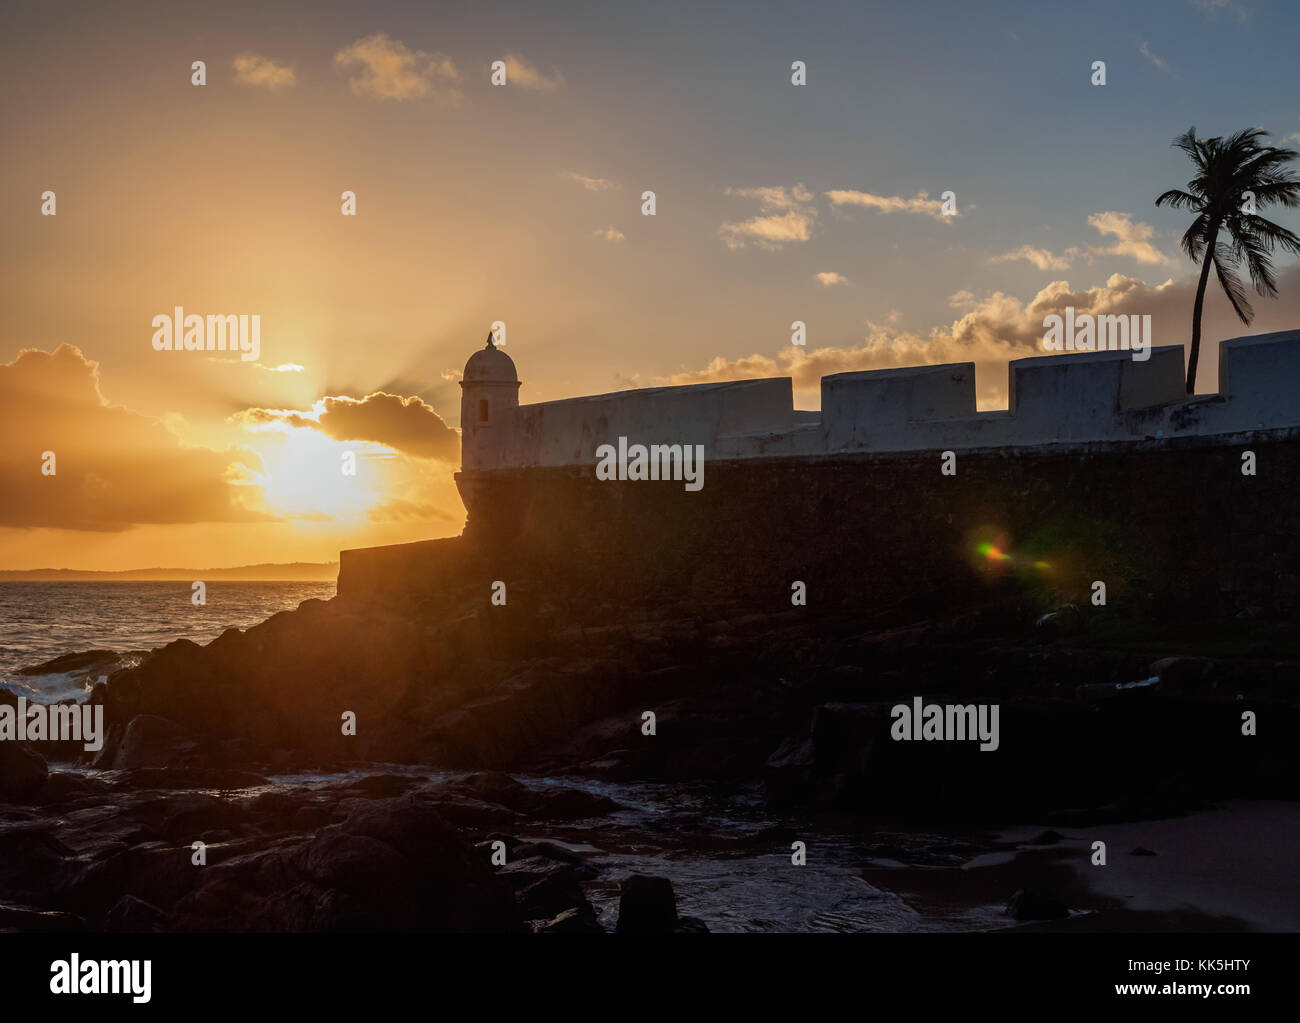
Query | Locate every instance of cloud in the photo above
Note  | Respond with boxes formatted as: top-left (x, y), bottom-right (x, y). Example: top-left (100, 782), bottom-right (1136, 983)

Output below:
top-left (0, 346), bottom-right (267, 531)
top-left (214, 358), bottom-right (304, 373)
top-left (824, 189), bottom-right (955, 221)
top-left (662, 265), bottom-right (1300, 408)
top-left (1087, 210), bottom-right (1171, 265)
top-left (500, 53), bottom-right (563, 91)
top-left (563, 171), bottom-right (618, 191)
top-left (815, 271), bottom-right (849, 287)
top-left (991, 245), bottom-right (1078, 271)
top-left (334, 33), bottom-right (461, 102)
top-left (719, 185), bottom-right (816, 251)
top-left (233, 54), bottom-right (297, 91)
top-left (994, 213), bottom-right (1170, 270)
top-left (593, 226), bottom-right (625, 241)
top-left (236, 391), bottom-right (459, 461)
top-left (1138, 40), bottom-right (1171, 73)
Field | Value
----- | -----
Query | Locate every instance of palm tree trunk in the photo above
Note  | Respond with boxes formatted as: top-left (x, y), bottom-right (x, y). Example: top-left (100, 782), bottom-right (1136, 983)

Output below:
top-left (1187, 222), bottom-right (1220, 394)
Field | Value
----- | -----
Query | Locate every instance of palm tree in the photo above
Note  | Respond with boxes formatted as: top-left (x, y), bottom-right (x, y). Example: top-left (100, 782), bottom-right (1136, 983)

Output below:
top-left (1155, 127), bottom-right (1300, 393)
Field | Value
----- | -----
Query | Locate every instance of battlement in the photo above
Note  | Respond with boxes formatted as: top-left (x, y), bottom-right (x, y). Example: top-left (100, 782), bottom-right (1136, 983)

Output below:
top-left (460, 330), bottom-right (1300, 472)
top-left (339, 327), bottom-right (1300, 604)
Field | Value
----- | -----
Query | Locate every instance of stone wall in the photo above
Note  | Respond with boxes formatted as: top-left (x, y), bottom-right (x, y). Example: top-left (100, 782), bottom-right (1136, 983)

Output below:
top-left (472, 331), bottom-right (1300, 469)
top-left (497, 377), bottom-right (798, 468)
top-left (341, 429), bottom-right (1300, 622)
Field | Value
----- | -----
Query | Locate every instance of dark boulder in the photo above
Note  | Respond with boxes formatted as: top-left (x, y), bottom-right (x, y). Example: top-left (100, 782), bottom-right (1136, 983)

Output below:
top-left (109, 715), bottom-right (199, 769)
top-left (169, 793), bottom-right (521, 932)
top-left (533, 905), bottom-right (604, 934)
top-left (0, 743), bottom-right (49, 801)
top-left (104, 894), bottom-right (165, 932)
top-left (499, 855), bottom-right (595, 920)
top-left (615, 874), bottom-right (679, 933)
top-left (1006, 888), bottom-right (1068, 921)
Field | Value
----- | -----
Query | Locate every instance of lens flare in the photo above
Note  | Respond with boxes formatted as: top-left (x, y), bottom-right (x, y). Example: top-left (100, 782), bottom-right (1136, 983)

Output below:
top-left (977, 541), bottom-right (1011, 562)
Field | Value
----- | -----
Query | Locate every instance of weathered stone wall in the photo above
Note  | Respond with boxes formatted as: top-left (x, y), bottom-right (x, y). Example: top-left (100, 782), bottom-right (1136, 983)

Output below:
top-left (340, 430), bottom-right (1300, 621)
top-left (463, 331), bottom-right (1300, 470)
top-left (498, 377), bottom-right (798, 468)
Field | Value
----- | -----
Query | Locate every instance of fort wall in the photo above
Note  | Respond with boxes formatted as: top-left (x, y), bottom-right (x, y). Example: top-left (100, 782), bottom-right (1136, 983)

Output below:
top-left (338, 330), bottom-right (1300, 615)
top-left (340, 429), bottom-right (1300, 619)
top-left (478, 332), bottom-right (1300, 467)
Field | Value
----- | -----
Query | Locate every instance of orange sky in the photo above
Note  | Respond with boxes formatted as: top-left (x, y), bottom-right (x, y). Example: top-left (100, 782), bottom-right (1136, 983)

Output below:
top-left (3, 3), bottom-right (1298, 570)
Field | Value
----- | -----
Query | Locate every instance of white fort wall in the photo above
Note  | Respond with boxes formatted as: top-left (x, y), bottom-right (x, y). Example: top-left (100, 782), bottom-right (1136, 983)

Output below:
top-left (470, 331), bottom-right (1300, 470)
top-left (494, 378), bottom-right (799, 467)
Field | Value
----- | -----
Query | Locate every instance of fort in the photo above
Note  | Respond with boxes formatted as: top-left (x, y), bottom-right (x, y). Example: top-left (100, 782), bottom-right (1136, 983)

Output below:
top-left (339, 329), bottom-right (1300, 617)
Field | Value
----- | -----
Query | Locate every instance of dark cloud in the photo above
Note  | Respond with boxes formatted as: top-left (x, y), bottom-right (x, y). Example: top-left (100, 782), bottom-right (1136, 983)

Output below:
top-left (0, 346), bottom-right (268, 531)
top-left (238, 391), bottom-right (459, 461)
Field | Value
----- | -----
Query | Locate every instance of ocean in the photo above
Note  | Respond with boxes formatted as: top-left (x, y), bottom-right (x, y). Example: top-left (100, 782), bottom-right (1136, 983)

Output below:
top-left (0, 581), bottom-right (336, 704)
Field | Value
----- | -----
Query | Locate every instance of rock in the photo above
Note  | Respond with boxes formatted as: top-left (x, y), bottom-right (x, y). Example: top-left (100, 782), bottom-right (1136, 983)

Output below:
top-left (170, 793), bottom-right (522, 932)
top-left (459, 771), bottom-right (532, 804)
top-left (616, 874), bottom-right (679, 933)
top-left (104, 894), bottom-right (164, 932)
top-left (499, 855), bottom-right (595, 919)
top-left (290, 806), bottom-right (334, 831)
top-left (35, 771), bottom-right (104, 806)
top-left (532, 785), bottom-right (621, 820)
top-left (0, 823), bottom-right (70, 906)
top-left (417, 773), bottom-right (619, 826)
top-left (1029, 830), bottom-right (1064, 845)
top-left (511, 840), bottom-right (586, 865)
top-left (0, 743), bottom-right (48, 801)
top-left (63, 840), bottom-right (201, 919)
top-left (1005, 888), bottom-right (1068, 921)
top-left (673, 916), bottom-right (710, 933)
top-left (110, 715), bottom-right (199, 769)
top-left (125, 792), bottom-right (247, 842)
top-left (0, 902), bottom-right (85, 933)
top-left (16, 650), bottom-right (120, 677)
top-left (532, 904), bottom-right (604, 933)
top-left (301, 830), bottom-right (413, 912)
top-left (764, 702), bottom-right (893, 807)
top-left (345, 774), bottom-right (416, 797)
top-left (1130, 846), bottom-right (1158, 856)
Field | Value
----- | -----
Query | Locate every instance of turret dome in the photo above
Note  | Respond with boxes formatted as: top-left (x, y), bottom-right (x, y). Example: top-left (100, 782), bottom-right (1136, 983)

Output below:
top-left (462, 333), bottom-right (518, 383)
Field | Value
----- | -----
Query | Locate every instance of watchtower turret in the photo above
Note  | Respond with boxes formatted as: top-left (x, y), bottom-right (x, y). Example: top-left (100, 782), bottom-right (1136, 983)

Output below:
top-left (459, 331), bottom-right (520, 470)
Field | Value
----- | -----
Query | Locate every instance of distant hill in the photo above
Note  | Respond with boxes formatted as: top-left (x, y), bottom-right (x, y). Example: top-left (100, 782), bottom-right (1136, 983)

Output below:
top-left (0, 562), bottom-right (338, 582)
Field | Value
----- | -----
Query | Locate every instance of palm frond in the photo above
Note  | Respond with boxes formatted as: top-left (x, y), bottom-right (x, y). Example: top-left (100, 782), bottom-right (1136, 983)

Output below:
top-left (1155, 188), bottom-right (1201, 210)
top-left (1212, 245), bottom-right (1255, 324)
top-left (1234, 214), bottom-right (1300, 257)
top-left (1180, 214), bottom-right (1210, 261)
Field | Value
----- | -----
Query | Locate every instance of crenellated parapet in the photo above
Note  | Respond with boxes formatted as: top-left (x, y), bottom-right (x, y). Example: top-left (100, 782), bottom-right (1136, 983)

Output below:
top-left (457, 329), bottom-right (1300, 477)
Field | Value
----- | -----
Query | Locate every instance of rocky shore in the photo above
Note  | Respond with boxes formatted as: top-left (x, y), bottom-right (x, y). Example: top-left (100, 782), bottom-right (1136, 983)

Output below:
top-left (2, 563), bottom-right (1298, 932)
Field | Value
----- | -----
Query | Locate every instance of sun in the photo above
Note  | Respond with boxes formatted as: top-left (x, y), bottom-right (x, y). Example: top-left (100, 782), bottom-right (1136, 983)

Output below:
top-left (254, 428), bottom-right (388, 523)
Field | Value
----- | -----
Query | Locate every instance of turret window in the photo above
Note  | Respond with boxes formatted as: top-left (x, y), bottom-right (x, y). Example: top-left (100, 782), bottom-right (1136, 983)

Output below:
top-left (478, 399), bottom-right (490, 423)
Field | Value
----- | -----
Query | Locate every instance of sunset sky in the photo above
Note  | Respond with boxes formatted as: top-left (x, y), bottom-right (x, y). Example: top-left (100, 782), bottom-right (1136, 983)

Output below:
top-left (2, 0), bottom-right (1299, 570)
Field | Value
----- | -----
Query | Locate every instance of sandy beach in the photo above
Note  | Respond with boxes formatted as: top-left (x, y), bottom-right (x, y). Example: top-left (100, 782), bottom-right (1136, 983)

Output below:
top-left (864, 800), bottom-right (1300, 932)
